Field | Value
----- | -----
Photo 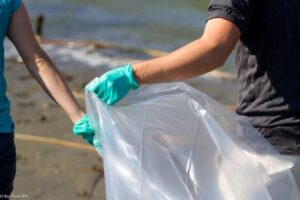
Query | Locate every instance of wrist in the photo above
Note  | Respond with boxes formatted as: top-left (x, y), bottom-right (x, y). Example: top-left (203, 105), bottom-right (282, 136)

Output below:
top-left (131, 64), bottom-right (141, 86)
top-left (70, 110), bottom-right (85, 124)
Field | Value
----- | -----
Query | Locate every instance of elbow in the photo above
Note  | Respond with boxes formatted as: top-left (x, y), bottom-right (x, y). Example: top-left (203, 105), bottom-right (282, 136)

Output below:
top-left (206, 52), bottom-right (227, 71)
top-left (24, 51), bottom-right (49, 71)
top-left (22, 45), bottom-right (46, 66)
top-left (24, 57), bottom-right (46, 73)
top-left (209, 44), bottom-right (231, 70)
top-left (213, 56), bottom-right (226, 69)
top-left (200, 36), bottom-right (234, 70)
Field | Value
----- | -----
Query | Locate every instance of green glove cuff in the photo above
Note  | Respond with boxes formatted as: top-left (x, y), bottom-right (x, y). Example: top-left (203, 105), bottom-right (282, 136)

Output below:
top-left (73, 114), bottom-right (94, 136)
top-left (126, 64), bottom-right (139, 90)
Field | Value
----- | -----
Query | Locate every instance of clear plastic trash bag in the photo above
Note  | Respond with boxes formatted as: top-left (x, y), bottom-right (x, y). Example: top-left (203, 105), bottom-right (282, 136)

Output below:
top-left (86, 82), bottom-right (300, 200)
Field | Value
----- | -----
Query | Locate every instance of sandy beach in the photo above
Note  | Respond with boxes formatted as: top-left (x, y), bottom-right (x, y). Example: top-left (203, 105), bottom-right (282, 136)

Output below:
top-left (5, 41), bottom-right (236, 200)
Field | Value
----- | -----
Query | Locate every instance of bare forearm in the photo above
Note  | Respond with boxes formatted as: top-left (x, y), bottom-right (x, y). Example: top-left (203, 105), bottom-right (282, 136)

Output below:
top-left (7, 3), bottom-right (84, 124)
top-left (132, 19), bottom-right (241, 85)
top-left (132, 38), bottom-right (229, 84)
top-left (25, 50), bottom-right (84, 123)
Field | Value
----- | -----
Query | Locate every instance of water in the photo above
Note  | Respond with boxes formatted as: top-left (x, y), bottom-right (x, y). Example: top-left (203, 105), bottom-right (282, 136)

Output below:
top-left (23, 0), bottom-right (235, 72)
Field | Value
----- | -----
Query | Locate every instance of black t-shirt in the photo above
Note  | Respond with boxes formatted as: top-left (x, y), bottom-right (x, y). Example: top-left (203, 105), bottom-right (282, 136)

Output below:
top-left (207, 0), bottom-right (300, 128)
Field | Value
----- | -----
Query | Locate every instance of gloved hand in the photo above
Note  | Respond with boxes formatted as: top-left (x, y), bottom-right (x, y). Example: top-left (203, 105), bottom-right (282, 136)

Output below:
top-left (86, 64), bottom-right (139, 105)
top-left (73, 114), bottom-right (100, 148)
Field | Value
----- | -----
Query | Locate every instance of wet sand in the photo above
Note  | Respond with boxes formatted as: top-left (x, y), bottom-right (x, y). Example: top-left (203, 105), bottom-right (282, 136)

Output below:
top-left (5, 43), bottom-right (237, 200)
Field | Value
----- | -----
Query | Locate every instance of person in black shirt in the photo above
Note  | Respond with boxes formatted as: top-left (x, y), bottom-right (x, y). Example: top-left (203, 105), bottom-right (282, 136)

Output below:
top-left (89, 0), bottom-right (300, 153)
top-left (208, 0), bottom-right (300, 154)
top-left (87, 0), bottom-right (300, 188)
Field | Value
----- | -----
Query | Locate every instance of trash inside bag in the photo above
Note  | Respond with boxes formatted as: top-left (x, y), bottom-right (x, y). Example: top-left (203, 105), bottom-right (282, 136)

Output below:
top-left (86, 82), bottom-right (300, 200)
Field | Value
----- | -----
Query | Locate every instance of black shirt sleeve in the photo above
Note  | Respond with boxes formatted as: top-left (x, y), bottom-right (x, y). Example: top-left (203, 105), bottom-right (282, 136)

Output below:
top-left (207, 0), bottom-right (255, 35)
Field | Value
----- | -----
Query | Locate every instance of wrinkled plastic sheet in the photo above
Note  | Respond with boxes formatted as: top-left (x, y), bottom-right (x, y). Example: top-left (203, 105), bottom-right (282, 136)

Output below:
top-left (86, 82), bottom-right (300, 200)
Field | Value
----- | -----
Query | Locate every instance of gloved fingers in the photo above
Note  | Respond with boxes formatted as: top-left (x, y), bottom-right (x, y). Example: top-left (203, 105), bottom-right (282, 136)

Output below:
top-left (87, 77), bottom-right (108, 100)
top-left (93, 137), bottom-right (102, 149)
top-left (73, 119), bottom-right (94, 134)
top-left (82, 133), bottom-right (95, 145)
top-left (84, 132), bottom-right (102, 149)
top-left (74, 129), bottom-right (94, 137)
top-left (86, 77), bottom-right (100, 93)
top-left (83, 134), bottom-right (94, 140)
top-left (108, 87), bottom-right (121, 105)
top-left (86, 65), bottom-right (138, 106)
top-left (95, 83), bottom-right (105, 99)
top-left (83, 137), bottom-right (94, 146)
top-left (73, 122), bottom-right (94, 136)
top-left (105, 78), bottom-right (130, 105)
top-left (101, 92), bottom-right (112, 105)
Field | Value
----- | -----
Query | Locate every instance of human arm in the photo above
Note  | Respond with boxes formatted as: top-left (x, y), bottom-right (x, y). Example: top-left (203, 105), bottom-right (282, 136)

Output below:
top-left (7, 3), bottom-right (99, 146)
top-left (132, 18), bottom-right (241, 84)
top-left (87, 18), bottom-right (241, 105)
top-left (7, 3), bottom-right (84, 124)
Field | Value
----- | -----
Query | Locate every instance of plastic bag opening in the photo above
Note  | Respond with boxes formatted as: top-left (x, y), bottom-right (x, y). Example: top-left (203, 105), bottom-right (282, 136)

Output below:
top-left (86, 82), bottom-right (300, 200)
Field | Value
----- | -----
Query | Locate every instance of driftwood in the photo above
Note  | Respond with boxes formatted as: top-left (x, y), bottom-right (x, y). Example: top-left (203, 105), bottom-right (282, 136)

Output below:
top-left (35, 14), bottom-right (45, 38)
top-left (15, 133), bottom-right (94, 151)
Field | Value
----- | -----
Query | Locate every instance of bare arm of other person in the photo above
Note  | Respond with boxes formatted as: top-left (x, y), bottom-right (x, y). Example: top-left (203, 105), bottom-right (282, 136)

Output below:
top-left (86, 18), bottom-right (241, 105)
top-left (132, 18), bottom-right (241, 84)
top-left (7, 3), bottom-right (84, 124)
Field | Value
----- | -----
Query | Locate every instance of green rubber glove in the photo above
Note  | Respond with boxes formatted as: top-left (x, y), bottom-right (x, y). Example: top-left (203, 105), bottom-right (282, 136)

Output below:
top-left (73, 114), bottom-right (100, 148)
top-left (86, 64), bottom-right (139, 105)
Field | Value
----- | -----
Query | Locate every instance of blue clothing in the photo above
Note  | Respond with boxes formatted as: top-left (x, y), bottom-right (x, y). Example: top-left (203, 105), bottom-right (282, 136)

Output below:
top-left (0, 0), bottom-right (21, 133)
